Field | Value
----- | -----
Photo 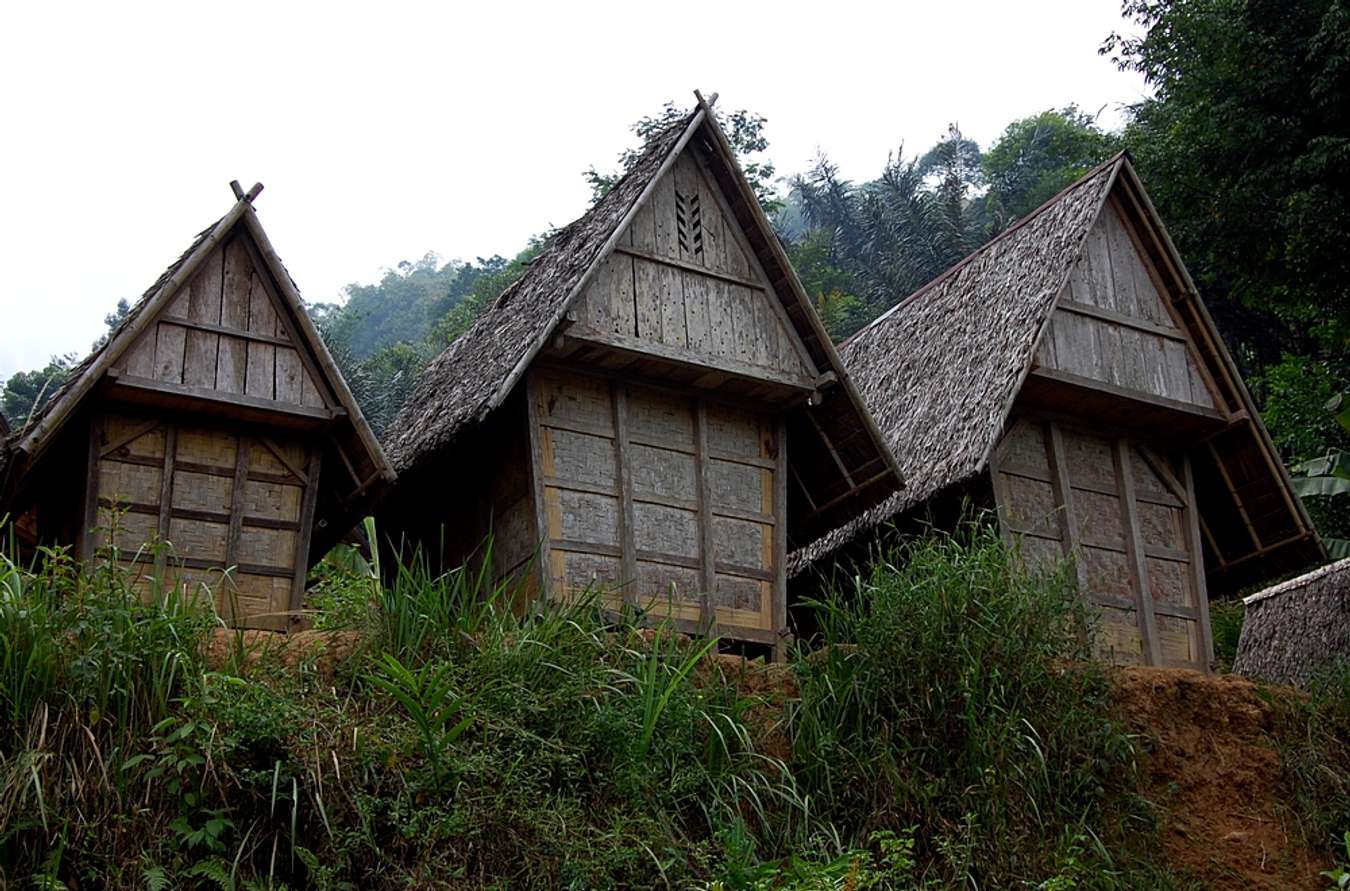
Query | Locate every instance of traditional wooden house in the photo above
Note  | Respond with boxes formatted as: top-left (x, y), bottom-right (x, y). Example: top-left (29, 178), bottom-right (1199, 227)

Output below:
top-left (0, 183), bottom-right (393, 628)
top-left (1234, 557), bottom-right (1349, 686)
top-left (380, 95), bottom-right (903, 654)
top-left (793, 154), bottom-right (1323, 670)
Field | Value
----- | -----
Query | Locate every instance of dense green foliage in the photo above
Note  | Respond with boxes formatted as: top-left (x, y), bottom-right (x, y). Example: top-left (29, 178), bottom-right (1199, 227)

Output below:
top-left (1, 356), bottom-right (72, 431)
top-left (1105, 0), bottom-right (1350, 544)
top-left (784, 111), bottom-right (1117, 340)
top-left (3, 518), bottom-right (1278, 889)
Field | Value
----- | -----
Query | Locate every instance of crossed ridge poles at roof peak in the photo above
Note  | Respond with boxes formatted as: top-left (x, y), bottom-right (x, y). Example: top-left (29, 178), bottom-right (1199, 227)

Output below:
top-left (228, 180), bottom-right (265, 204)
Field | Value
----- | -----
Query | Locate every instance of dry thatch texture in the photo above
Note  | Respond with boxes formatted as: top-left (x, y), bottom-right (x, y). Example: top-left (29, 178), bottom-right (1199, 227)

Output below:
top-left (384, 112), bottom-right (698, 476)
top-left (0, 217), bottom-right (222, 482)
top-left (788, 157), bottom-right (1122, 574)
top-left (1234, 557), bottom-right (1350, 686)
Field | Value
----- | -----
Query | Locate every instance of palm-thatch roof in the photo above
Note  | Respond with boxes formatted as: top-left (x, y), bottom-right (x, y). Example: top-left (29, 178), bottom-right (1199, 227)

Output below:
top-left (791, 155), bottom-right (1322, 589)
top-left (385, 96), bottom-right (904, 545)
top-left (1234, 557), bottom-right (1350, 686)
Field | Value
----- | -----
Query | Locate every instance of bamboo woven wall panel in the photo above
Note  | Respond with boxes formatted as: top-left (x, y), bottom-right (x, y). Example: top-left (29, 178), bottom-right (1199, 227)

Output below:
top-left (530, 368), bottom-right (780, 636)
top-left (992, 417), bottom-right (1210, 669)
top-left (89, 413), bottom-right (314, 630)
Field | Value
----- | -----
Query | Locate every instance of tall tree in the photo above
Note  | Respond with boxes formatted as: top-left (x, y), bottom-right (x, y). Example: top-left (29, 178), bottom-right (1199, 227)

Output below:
top-left (1104, 0), bottom-right (1350, 362)
top-left (2, 356), bottom-right (73, 429)
top-left (585, 101), bottom-right (781, 213)
top-left (981, 106), bottom-right (1120, 225)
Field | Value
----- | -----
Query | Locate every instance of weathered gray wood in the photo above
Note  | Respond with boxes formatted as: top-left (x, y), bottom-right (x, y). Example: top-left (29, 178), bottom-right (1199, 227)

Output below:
top-left (610, 383), bottom-right (638, 605)
top-left (106, 375), bottom-right (335, 423)
top-left (288, 447), bottom-right (322, 618)
top-left (524, 372), bottom-right (552, 603)
top-left (154, 323), bottom-right (187, 383)
top-left (183, 250), bottom-right (224, 388)
top-left (225, 436), bottom-right (251, 567)
top-left (694, 401), bottom-right (717, 628)
top-left (81, 415), bottom-right (103, 561)
top-left (772, 415), bottom-right (788, 661)
top-left (656, 263), bottom-right (686, 348)
top-left (1047, 421), bottom-right (1089, 594)
top-left (154, 425), bottom-right (178, 576)
top-left (1115, 439), bottom-right (1164, 666)
top-left (653, 170), bottom-right (679, 259)
top-left (275, 348), bottom-right (303, 403)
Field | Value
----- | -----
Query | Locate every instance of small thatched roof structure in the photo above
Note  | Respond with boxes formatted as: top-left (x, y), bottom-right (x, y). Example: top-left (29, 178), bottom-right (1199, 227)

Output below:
top-left (792, 154), bottom-right (1322, 591)
top-left (0, 186), bottom-right (394, 559)
top-left (1234, 558), bottom-right (1350, 686)
top-left (386, 97), bottom-right (902, 545)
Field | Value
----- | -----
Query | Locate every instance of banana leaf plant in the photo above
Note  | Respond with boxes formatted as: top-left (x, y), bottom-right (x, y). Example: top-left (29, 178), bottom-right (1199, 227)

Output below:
top-left (1290, 394), bottom-right (1350, 559)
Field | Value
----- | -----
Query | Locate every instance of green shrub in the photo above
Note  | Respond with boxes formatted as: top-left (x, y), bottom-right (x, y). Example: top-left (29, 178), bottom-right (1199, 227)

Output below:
top-left (785, 518), bottom-right (1157, 887)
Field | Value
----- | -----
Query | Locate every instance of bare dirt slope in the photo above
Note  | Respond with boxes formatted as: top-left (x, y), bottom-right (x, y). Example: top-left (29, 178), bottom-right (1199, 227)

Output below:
top-left (1115, 666), bottom-right (1329, 890)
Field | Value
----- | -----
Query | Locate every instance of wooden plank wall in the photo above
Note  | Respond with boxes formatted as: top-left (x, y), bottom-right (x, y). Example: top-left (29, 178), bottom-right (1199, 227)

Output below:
top-left (570, 150), bottom-right (815, 384)
top-left (990, 417), bottom-right (1212, 669)
top-left (1035, 201), bottom-right (1217, 409)
top-left (85, 411), bottom-right (316, 630)
top-left (116, 235), bottom-right (329, 411)
top-left (528, 366), bottom-right (780, 642)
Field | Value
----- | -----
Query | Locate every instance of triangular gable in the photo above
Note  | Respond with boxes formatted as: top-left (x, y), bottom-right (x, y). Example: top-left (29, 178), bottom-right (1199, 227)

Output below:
top-left (791, 155), bottom-right (1323, 588)
top-left (2, 188), bottom-right (394, 557)
top-left (570, 144), bottom-right (817, 385)
top-left (1033, 200), bottom-right (1220, 413)
top-left (387, 94), bottom-right (904, 546)
top-left (114, 229), bottom-right (332, 411)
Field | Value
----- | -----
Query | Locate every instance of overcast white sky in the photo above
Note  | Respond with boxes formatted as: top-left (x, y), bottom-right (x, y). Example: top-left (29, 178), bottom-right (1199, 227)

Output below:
top-left (0, 0), bottom-right (1147, 383)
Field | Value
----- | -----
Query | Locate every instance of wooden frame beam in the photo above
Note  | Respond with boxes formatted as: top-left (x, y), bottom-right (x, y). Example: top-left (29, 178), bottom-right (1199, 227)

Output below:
top-left (1114, 439), bottom-right (1164, 666)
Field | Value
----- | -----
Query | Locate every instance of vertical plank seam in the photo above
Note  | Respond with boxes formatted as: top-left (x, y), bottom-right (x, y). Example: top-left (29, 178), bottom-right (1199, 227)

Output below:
top-left (1116, 439), bottom-right (1163, 665)
top-left (773, 415), bottom-right (789, 662)
top-left (524, 371), bottom-right (552, 605)
top-left (156, 425), bottom-right (178, 578)
top-left (693, 400), bottom-right (716, 633)
top-left (612, 382), bottom-right (638, 608)
top-left (225, 435), bottom-right (251, 568)
top-left (1047, 422), bottom-right (1089, 595)
top-left (288, 447), bottom-right (323, 624)
top-left (81, 414), bottom-right (103, 562)
top-left (1183, 454), bottom-right (1217, 671)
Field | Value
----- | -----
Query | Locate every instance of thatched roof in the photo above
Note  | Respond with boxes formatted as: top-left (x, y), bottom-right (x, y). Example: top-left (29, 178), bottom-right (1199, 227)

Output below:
top-left (1234, 558), bottom-right (1350, 686)
top-left (385, 96), bottom-right (904, 544)
top-left (790, 155), bottom-right (1322, 588)
top-left (788, 156), bottom-right (1122, 572)
top-left (385, 111), bottom-right (697, 475)
top-left (0, 188), bottom-right (394, 558)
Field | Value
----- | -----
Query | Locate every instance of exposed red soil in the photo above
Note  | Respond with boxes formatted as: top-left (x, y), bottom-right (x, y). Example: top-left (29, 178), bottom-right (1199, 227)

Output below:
top-left (1114, 666), bottom-right (1329, 890)
top-left (203, 628), bottom-right (364, 678)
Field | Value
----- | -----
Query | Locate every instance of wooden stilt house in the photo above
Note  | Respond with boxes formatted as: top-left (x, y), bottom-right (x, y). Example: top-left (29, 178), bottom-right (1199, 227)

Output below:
top-left (792, 154), bottom-right (1323, 670)
top-left (0, 183), bottom-right (394, 629)
top-left (380, 95), bottom-right (903, 653)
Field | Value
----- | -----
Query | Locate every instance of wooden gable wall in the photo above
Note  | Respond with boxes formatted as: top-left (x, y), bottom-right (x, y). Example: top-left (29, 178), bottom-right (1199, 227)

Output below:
top-left (1034, 200), bottom-right (1219, 411)
top-left (570, 148), bottom-right (817, 387)
top-left (115, 234), bottom-right (331, 414)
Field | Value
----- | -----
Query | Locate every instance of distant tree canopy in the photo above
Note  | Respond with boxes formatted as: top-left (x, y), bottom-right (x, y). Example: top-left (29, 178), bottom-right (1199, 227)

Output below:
top-left (982, 106), bottom-right (1120, 223)
top-left (2, 356), bottom-right (72, 430)
top-left (784, 112), bottom-right (1118, 340)
top-left (585, 101), bottom-right (780, 213)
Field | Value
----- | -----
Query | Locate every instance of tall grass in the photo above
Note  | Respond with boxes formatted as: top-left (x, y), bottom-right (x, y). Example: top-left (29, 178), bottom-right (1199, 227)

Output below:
top-left (786, 519), bottom-right (1151, 887)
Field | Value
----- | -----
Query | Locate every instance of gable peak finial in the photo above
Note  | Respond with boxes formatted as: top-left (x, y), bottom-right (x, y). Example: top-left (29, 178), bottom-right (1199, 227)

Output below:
top-left (229, 181), bottom-right (265, 204)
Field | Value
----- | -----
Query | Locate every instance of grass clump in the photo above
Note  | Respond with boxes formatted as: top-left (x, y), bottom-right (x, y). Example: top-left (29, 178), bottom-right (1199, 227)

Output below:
top-left (0, 516), bottom-right (1208, 888)
top-left (785, 520), bottom-right (1158, 888)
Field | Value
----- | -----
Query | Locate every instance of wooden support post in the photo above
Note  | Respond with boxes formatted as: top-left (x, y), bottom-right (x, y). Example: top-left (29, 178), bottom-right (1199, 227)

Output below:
top-left (224, 435), bottom-right (251, 569)
top-left (1046, 422), bottom-right (1089, 596)
top-left (523, 372), bottom-right (552, 606)
top-left (288, 446), bottom-right (323, 626)
top-left (1205, 440), bottom-right (1263, 552)
top-left (1115, 439), bottom-right (1164, 666)
top-left (693, 401), bottom-right (717, 635)
top-left (155, 425), bottom-right (178, 579)
top-left (772, 416), bottom-right (789, 662)
top-left (612, 382), bottom-right (638, 609)
top-left (81, 415), bottom-right (103, 562)
top-left (1182, 454), bottom-right (1216, 670)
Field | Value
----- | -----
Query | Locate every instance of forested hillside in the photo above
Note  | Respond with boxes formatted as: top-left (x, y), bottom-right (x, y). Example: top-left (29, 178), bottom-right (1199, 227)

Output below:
top-left (4, 0), bottom-right (1346, 541)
